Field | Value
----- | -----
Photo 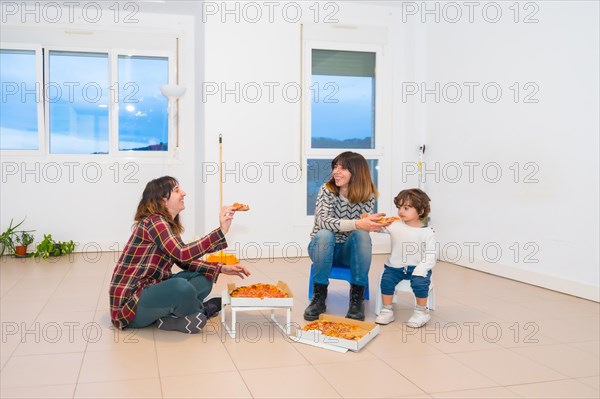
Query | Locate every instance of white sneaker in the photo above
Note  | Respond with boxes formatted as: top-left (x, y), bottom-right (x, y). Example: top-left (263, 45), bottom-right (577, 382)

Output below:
top-left (406, 309), bottom-right (430, 328)
top-left (375, 308), bottom-right (395, 325)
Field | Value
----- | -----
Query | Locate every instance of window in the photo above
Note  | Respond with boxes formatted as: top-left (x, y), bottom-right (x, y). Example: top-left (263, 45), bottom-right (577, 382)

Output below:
top-left (48, 51), bottom-right (109, 154)
top-left (0, 49), bottom-right (39, 150)
top-left (1, 46), bottom-right (172, 155)
top-left (305, 46), bottom-right (381, 216)
top-left (311, 50), bottom-right (376, 149)
top-left (118, 55), bottom-right (169, 151)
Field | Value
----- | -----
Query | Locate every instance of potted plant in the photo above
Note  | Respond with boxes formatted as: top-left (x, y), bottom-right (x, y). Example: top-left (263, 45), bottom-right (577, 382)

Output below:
top-left (0, 218), bottom-right (25, 256)
top-left (14, 231), bottom-right (34, 257)
top-left (35, 234), bottom-right (76, 259)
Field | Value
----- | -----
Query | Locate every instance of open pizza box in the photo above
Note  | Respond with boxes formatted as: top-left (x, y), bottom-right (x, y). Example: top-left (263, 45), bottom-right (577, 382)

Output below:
top-left (293, 314), bottom-right (380, 352)
top-left (222, 281), bottom-right (294, 307)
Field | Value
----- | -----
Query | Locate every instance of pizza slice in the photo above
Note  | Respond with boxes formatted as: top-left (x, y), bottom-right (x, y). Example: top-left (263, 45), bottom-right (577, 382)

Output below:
top-left (377, 216), bottom-right (400, 224)
top-left (232, 202), bottom-right (250, 211)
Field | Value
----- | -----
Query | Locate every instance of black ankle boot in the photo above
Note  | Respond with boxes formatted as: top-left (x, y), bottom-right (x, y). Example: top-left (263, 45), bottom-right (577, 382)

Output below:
top-left (345, 284), bottom-right (365, 321)
top-left (304, 283), bottom-right (328, 321)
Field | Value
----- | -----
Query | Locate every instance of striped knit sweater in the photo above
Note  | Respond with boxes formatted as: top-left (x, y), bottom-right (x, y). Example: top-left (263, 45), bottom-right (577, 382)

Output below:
top-left (310, 185), bottom-right (375, 243)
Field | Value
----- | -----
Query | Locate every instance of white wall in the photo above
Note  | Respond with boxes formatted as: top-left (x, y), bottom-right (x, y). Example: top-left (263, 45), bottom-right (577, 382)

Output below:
top-left (394, 1), bottom-right (599, 300)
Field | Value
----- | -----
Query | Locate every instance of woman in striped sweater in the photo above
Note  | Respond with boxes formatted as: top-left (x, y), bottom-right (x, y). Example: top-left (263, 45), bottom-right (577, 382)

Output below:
top-left (304, 152), bottom-right (390, 321)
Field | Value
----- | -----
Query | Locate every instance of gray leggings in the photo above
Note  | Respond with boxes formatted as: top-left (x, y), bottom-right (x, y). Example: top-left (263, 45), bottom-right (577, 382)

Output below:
top-left (128, 271), bottom-right (213, 328)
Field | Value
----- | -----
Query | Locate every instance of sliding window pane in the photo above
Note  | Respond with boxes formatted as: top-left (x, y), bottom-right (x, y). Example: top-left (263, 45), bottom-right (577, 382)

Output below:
top-left (311, 50), bottom-right (376, 149)
top-left (0, 49), bottom-right (38, 150)
top-left (306, 158), bottom-right (378, 215)
top-left (118, 55), bottom-right (168, 151)
top-left (49, 51), bottom-right (109, 154)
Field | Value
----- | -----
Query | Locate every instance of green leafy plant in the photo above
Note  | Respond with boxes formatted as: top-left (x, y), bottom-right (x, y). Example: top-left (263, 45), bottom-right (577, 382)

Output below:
top-left (14, 231), bottom-right (35, 257)
top-left (34, 234), bottom-right (75, 259)
top-left (0, 218), bottom-right (25, 256)
top-left (15, 231), bottom-right (34, 247)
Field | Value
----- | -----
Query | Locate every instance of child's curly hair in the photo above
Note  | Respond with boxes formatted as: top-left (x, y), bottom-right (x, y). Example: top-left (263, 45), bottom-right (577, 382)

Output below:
top-left (394, 188), bottom-right (431, 220)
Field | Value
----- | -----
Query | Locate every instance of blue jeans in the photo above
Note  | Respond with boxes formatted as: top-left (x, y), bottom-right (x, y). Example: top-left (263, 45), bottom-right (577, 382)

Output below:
top-left (308, 229), bottom-right (372, 287)
top-left (380, 265), bottom-right (431, 298)
top-left (128, 271), bottom-right (213, 328)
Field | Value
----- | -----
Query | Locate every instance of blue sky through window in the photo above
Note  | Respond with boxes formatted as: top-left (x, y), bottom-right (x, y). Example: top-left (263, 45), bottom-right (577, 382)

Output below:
top-left (118, 55), bottom-right (168, 151)
top-left (0, 50), bottom-right (38, 150)
top-left (49, 51), bottom-right (109, 154)
top-left (311, 75), bottom-right (375, 149)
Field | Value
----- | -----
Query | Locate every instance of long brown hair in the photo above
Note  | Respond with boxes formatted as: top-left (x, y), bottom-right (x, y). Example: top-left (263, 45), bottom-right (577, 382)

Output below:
top-left (134, 176), bottom-right (184, 235)
top-left (325, 151), bottom-right (378, 203)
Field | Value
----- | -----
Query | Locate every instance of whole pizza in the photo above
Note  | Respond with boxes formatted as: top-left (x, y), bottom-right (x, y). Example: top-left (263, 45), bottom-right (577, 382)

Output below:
top-left (230, 283), bottom-right (289, 299)
top-left (303, 320), bottom-right (366, 341)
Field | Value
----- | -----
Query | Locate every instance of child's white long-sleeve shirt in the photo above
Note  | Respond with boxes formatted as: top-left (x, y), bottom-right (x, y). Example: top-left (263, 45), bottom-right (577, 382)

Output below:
top-left (381, 221), bottom-right (437, 277)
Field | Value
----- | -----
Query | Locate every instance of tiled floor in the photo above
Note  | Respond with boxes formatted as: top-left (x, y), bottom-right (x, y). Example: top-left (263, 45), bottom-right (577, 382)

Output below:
top-left (1, 253), bottom-right (598, 398)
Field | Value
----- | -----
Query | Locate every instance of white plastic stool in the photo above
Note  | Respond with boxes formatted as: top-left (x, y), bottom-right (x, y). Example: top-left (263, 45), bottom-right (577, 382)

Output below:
top-left (375, 273), bottom-right (436, 315)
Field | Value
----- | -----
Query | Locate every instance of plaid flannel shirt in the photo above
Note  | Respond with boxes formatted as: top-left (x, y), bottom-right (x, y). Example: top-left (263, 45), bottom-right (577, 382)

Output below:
top-left (109, 214), bottom-right (227, 329)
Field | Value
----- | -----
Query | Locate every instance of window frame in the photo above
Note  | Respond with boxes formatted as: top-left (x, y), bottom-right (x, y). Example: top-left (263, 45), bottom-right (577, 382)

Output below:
top-left (0, 42), bottom-right (45, 156)
top-left (1, 44), bottom-right (176, 159)
top-left (111, 49), bottom-right (176, 158)
top-left (303, 40), bottom-right (385, 159)
top-left (301, 40), bottom-right (390, 220)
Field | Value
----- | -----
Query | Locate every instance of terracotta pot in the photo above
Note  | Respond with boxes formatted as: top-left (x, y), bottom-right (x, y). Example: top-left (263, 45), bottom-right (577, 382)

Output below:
top-left (14, 246), bottom-right (27, 257)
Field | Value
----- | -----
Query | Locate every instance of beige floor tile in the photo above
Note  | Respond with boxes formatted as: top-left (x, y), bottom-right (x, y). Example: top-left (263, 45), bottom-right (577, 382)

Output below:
top-left (162, 370), bottom-right (252, 398)
top-left (0, 279), bottom-right (62, 302)
top-left (450, 349), bottom-right (566, 385)
top-left (519, 299), bottom-right (600, 320)
top-left (421, 322), bottom-right (505, 354)
top-left (74, 378), bottom-right (162, 398)
top-left (34, 310), bottom-right (96, 328)
top-left (384, 353), bottom-right (497, 393)
top-left (507, 379), bottom-right (600, 398)
top-left (42, 295), bottom-right (99, 313)
top-left (534, 317), bottom-right (600, 343)
top-left (467, 298), bottom-right (550, 324)
top-left (85, 325), bottom-right (155, 352)
top-left (431, 386), bottom-right (520, 398)
top-left (577, 376), bottom-right (600, 391)
top-left (488, 321), bottom-right (559, 348)
top-left (0, 384), bottom-right (76, 399)
top-left (12, 331), bottom-right (88, 356)
top-left (241, 365), bottom-right (341, 398)
top-left (157, 339), bottom-right (235, 377)
top-left (0, 339), bottom-right (19, 369)
top-left (315, 358), bottom-right (424, 398)
top-left (77, 346), bottom-right (159, 383)
top-left (224, 332), bottom-right (309, 370)
top-left (366, 328), bottom-right (443, 359)
top-left (292, 337), bottom-right (378, 364)
top-left (511, 344), bottom-right (600, 378)
top-left (568, 340), bottom-right (600, 357)
top-left (0, 353), bottom-right (84, 388)
top-left (431, 304), bottom-right (502, 325)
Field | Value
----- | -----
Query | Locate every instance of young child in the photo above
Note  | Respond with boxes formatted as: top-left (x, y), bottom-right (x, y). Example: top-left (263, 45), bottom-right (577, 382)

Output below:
top-left (374, 188), bottom-right (436, 327)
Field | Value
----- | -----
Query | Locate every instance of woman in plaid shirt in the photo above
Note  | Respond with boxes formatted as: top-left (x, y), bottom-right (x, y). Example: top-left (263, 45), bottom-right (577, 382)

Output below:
top-left (109, 176), bottom-right (250, 334)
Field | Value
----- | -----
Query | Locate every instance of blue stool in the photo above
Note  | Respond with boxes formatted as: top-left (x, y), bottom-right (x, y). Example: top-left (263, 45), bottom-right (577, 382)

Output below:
top-left (308, 263), bottom-right (370, 300)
